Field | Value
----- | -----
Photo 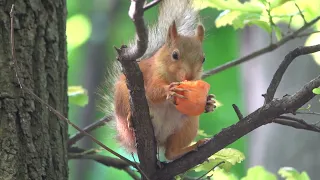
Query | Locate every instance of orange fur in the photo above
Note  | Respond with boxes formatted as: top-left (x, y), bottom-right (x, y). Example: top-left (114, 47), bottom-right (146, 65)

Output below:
top-left (114, 22), bottom-right (209, 160)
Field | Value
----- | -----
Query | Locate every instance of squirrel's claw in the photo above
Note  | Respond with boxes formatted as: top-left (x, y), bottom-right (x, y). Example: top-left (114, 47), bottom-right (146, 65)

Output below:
top-left (166, 82), bottom-right (187, 104)
top-left (193, 138), bottom-right (210, 151)
top-left (204, 94), bottom-right (216, 113)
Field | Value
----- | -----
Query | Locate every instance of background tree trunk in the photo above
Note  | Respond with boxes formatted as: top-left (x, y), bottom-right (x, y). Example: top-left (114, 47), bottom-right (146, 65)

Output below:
top-left (241, 26), bottom-right (320, 179)
top-left (0, 1), bottom-right (68, 180)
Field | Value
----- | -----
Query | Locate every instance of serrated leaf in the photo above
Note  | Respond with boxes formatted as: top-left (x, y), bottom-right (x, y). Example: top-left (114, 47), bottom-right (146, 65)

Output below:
top-left (207, 0), bottom-right (263, 12)
top-left (241, 166), bottom-right (277, 180)
top-left (216, 10), bottom-right (242, 28)
top-left (208, 168), bottom-right (239, 180)
top-left (278, 167), bottom-right (310, 180)
top-left (210, 148), bottom-right (245, 165)
top-left (68, 86), bottom-right (89, 107)
top-left (247, 20), bottom-right (272, 32)
top-left (270, 0), bottom-right (295, 8)
top-left (313, 88), bottom-right (320, 95)
top-left (193, 148), bottom-right (245, 173)
top-left (193, 158), bottom-right (228, 173)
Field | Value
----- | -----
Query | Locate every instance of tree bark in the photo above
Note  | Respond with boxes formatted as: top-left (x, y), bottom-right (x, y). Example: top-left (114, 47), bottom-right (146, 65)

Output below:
top-left (0, 1), bottom-right (68, 180)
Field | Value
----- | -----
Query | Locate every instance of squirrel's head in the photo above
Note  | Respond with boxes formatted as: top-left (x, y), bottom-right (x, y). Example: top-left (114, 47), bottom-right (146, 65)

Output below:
top-left (156, 21), bottom-right (205, 82)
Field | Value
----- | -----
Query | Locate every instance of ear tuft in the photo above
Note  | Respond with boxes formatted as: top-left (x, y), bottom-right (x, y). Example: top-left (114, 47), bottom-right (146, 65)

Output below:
top-left (196, 24), bottom-right (205, 42)
top-left (167, 21), bottom-right (179, 45)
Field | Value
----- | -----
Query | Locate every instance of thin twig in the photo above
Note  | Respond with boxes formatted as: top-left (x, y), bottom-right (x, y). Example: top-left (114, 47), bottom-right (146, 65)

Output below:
top-left (287, 16), bottom-right (293, 34)
top-left (195, 161), bottom-right (225, 180)
top-left (232, 104), bottom-right (243, 121)
top-left (68, 115), bottom-right (112, 147)
top-left (202, 16), bottom-right (320, 79)
top-left (9, 3), bottom-right (135, 169)
top-left (264, 44), bottom-right (320, 103)
top-left (143, 0), bottom-right (162, 11)
top-left (69, 147), bottom-right (140, 180)
top-left (295, 3), bottom-right (307, 24)
top-left (274, 116), bottom-right (320, 133)
top-left (296, 111), bottom-right (320, 116)
top-left (297, 31), bottom-right (320, 38)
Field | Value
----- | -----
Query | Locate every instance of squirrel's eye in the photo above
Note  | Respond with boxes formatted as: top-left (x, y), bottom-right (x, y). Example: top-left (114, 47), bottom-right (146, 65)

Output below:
top-left (202, 57), bottom-right (206, 63)
top-left (172, 51), bottom-right (179, 60)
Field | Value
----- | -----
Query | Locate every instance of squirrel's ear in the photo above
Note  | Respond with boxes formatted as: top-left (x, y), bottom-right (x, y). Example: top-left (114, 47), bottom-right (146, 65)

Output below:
top-left (167, 21), bottom-right (178, 44)
top-left (196, 24), bottom-right (205, 42)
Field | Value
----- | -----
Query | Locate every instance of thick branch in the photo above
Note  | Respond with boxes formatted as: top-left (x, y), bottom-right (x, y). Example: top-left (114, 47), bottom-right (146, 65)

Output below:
top-left (153, 75), bottom-right (320, 180)
top-left (116, 0), bottom-right (157, 179)
top-left (202, 16), bottom-right (320, 79)
top-left (152, 44), bottom-right (320, 179)
top-left (265, 44), bottom-right (320, 103)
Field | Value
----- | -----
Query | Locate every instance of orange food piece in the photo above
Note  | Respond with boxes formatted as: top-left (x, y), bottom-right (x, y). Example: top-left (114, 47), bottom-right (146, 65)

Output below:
top-left (174, 80), bottom-right (210, 116)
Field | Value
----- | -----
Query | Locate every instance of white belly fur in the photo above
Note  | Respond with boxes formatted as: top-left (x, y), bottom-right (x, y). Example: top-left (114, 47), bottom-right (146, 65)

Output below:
top-left (149, 101), bottom-right (186, 145)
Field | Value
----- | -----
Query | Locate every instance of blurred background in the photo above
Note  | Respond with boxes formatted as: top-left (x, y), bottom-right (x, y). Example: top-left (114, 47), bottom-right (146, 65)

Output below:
top-left (66, 0), bottom-right (320, 179)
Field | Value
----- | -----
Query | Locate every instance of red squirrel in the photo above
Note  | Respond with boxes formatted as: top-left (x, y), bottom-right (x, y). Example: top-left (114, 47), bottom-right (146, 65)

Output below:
top-left (112, 0), bottom-right (216, 161)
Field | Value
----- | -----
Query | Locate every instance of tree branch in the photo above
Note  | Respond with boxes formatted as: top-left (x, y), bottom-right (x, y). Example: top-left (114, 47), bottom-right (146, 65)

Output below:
top-left (296, 111), bottom-right (320, 116)
top-left (151, 44), bottom-right (320, 180)
top-left (115, 0), bottom-right (157, 179)
top-left (273, 116), bottom-right (320, 133)
top-left (232, 104), bottom-right (243, 120)
top-left (201, 16), bottom-right (320, 79)
top-left (68, 116), bottom-right (112, 147)
top-left (144, 0), bottom-right (162, 11)
top-left (68, 147), bottom-right (140, 180)
top-left (264, 44), bottom-right (320, 103)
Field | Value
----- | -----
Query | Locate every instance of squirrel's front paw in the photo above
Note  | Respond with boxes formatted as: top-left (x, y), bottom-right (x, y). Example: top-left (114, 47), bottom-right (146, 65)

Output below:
top-left (204, 94), bottom-right (216, 113)
top-left (166, 82), bottom-right (188, 105)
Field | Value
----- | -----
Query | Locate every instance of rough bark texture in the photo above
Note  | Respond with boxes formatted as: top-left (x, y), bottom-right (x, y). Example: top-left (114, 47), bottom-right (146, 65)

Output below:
top-left (0, 1), bottom-right (68, 180)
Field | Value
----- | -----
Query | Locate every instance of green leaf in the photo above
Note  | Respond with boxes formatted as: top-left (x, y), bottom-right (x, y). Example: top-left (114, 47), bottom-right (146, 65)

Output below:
top-left (278, 167), bottom-right (310, 180)
top-left (211, 148), bottom-right (245, 166)
top-left (209, 168), bottom-right (239, 180)
top-left (193, 148), bottom-right (245, 172)
top-left (241, 166), bottom-right (277, 180)
top-left (197, 129), bottom-right (210, 137)
top-left (273, 26), bottom-right (283, 40)
top-left (68, 86), bottom-right (89, 107)
top-left (312, 88), bottom-right (320, 95)
top-left (216, 10), bottom-right (242, 28)
top-left (247, 20), bottom-right (272, 32)
top-left (194, 0), bottom-right (264, 12)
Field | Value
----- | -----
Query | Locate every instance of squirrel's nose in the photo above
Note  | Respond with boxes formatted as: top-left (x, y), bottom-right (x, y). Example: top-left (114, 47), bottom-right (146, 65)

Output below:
top-left (183, 74), bottom-right (193, 81)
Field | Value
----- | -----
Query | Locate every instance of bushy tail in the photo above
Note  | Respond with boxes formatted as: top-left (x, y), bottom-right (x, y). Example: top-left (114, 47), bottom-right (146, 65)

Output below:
top-left (133, 0), bottom-right (201, 60)
top-left (100, 0), bottom-right (200, 116)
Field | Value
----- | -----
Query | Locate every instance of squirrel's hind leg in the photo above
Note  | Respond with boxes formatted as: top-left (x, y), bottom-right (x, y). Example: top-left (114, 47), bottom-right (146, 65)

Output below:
top-left (164, 116), bottom-right (207, 161)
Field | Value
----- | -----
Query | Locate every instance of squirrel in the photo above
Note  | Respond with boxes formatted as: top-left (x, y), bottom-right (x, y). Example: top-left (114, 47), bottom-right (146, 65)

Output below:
top-left (108, 0), bottom-right (216, 161)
